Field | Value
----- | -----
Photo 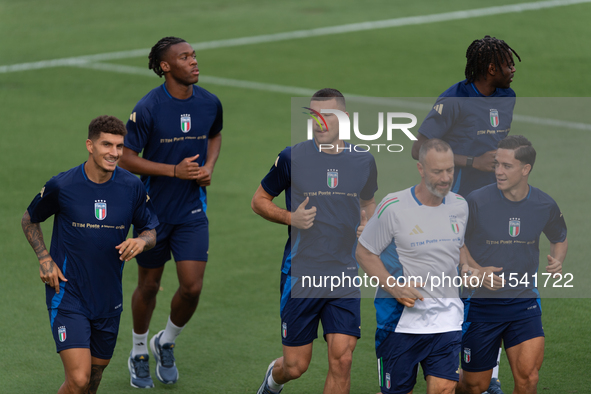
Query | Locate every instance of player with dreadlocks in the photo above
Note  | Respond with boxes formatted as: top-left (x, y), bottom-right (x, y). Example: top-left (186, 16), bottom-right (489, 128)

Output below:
top-left (411, 36), bottom-right (520, 394)
top-left (119, 36), bottom-right (223, 388)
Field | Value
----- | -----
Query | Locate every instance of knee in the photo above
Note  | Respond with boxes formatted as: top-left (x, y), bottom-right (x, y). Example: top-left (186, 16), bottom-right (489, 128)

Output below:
top-left (137, 279), bottom-right (161, 299)
top-left (65, 370), bottom-right (90, 393)
top-left (517, 370), bottom-right (539, 390)
top-left (179, 280), bottom-right (203, 301)
top-left (283, 360), bottom-right (309, 380)
top-left (329, 350), bottom-right (353, 376)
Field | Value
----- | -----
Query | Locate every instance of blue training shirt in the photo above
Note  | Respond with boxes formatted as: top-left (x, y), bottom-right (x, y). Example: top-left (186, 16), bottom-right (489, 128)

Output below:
top-left (261, 140), bottom-right (378, 278)
top-left (463, 184), bottom-right (567, 322)
top-left (418, 80), bottom-right (516, 197)
top-left (125, 84), bottom-right (223, 224)
top-left (27, 164), bottom-right (159, 320)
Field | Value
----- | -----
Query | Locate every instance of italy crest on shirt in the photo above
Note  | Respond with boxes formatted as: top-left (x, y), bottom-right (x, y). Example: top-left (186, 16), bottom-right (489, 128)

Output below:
top-left (181, 114), bottom-right (191, 133)
top-left (95, 200), bottom-right (107, 221)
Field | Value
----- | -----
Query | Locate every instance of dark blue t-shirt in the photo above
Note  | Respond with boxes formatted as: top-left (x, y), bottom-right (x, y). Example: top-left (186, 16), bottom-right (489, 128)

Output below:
top-left (261, 140), bottom-right (378, 277)
top-left (418, 80), bottom-right (516, 197)
top-left (125, 84), bottom-right (223, 224)
top-left (463, 184), bottom-right (567, 322)
top-left (27, 164), bottom-right (159, 320)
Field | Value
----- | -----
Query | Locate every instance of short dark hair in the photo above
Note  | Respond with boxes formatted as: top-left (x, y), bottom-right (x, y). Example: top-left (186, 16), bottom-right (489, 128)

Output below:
top-left (311, 88), bottom-right (346, 109)
top-left (418, 138), bottom-right (452, 164)
top-left (149, 36), bottom-right (187, 77)
top-left (498, 135), bottom-right (536, 170)
top-left (465, 35), bottom-right (521, 83)
top-left (88, 115), bottom-right (127, 141)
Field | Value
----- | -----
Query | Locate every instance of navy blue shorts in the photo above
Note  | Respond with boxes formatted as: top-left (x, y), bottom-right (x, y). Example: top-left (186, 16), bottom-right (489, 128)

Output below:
top-left (279, 274), bottom-right (360, 347)
top-left (461, 315), bottom-right (544, 372)
top-left (135, 218), bottom-right (209, 268)
top-left (376, 330), bottom-right (461, 394)
top-left (49, 309), bottom-right (121, 360)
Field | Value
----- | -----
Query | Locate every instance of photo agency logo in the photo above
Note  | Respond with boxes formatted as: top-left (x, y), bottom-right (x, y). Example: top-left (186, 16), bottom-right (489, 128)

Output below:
top-left (303, 107), bottom-right (418, 153)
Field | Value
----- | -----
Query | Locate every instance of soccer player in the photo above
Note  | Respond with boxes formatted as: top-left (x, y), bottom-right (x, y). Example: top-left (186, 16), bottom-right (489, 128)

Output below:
top-left (456, 136), bottom-right (568, 394)
top-left (119, 36), bottom-right (223, 388)
top-left (411, 36), bottom-right (521, 393)
top-left (357, 139), bottom-right (477, 394)
top-left (412, 35), bottom-right (521, 198)
top-left (251, 88), bottom-right (377, 394)
top-left (21, 116), bottom-right (158, 394)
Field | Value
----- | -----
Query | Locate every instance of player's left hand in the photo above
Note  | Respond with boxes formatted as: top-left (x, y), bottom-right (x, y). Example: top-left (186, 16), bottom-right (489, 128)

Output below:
top-left (546, 254), bottom-right (562, 277)
top-left (116, 238), bottom-right (147, 262)
top-left (195, 165), bottom-right (212, 186)
top-left (357, 210), bottom-right (368, 238)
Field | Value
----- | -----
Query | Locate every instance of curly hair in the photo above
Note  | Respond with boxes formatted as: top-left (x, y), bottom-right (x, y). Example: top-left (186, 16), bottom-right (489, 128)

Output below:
top-left (148, 36), bottom-right (187, 77)
top-left (465, 36), bottom-right (521, 83)
top-left (88, 115), bottom-right (127, 140)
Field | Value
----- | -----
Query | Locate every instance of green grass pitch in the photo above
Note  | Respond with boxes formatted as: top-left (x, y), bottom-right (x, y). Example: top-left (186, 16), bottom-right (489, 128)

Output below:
top-left (1, 0), bottom-right (590, 392)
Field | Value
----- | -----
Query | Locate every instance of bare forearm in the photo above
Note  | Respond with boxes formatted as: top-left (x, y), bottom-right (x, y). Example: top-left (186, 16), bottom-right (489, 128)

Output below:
top-left (119, 148), bottom-right (175, 177)
top-left (21, 211), bottom-right (50, 262)
top-left (251, 185), bottom-right (290, 226)
top-left (138, 229), bottom-right (157, 251)
top-left (550, 238), bottom-right (568, 263)
top-left (204, 133), bottom-right (222, 171)
top-left (360, 198), bottom-right (376, 218)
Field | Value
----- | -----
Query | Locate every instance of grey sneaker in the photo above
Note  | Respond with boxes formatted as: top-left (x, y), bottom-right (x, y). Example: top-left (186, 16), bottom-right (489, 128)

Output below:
top-left (487, 377), bottom-right (504, 394)
top-left (150, 330), bottom-right (179, 384)
top-left (257, 360), bottom-right (282, 394)
top-left (128, 352), bottom-right (154, 389)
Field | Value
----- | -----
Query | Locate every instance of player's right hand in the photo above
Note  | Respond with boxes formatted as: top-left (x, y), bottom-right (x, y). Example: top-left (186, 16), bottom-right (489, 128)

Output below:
top-left (473, 150), bottom-right (497, 172)
top-left (39, 258), bottom-right (67, 294)
top-left (175, 154), bottom-right (200, 180)
top-left (479, 266), bottom-right (504, 290)
top-left (291, 197), bottom-right (317, 229)
top-left (393, 280), bottom-right (424, 307)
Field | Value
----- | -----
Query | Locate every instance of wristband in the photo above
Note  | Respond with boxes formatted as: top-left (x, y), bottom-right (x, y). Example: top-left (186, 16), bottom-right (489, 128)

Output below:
top-left (466, 156), bottom-right (474, 168)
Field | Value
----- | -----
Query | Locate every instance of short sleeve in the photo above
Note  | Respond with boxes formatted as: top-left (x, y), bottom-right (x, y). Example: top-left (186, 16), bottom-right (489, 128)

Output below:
top-left (360, 156), bottom-right (378, 201)
top-left (27, 178), bottom-right (61, 223)
top-left (416, 97), bottom-right (459, 140)
top-left (543, 201), bottom-right (567, 244)
top-left (261, 147), bottom-right (291, 197)
top-left (358, 196), bottom-right (397, 255)
top-left (131, 182), bottom-right (159, 234)
top-left (125, 104), bottom-right (154, 153)
top-left (209, 97), bottom-right (223, 137)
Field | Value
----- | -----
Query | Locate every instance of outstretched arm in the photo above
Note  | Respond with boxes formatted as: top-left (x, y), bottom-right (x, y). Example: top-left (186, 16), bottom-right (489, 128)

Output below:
top-left (21, 210), bottom-right (67, 293)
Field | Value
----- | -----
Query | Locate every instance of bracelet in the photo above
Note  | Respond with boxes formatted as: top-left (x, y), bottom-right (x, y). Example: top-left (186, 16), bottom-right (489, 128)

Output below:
top-left (174, 165), bottom-right (177, 178)
top-left (466, 156), bottom-right (474, 168)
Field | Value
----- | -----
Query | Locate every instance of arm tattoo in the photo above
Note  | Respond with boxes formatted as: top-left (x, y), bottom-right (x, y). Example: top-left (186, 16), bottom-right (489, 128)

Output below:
top-left (21, 211), bottom-right (51, 263)
top-left (87, 364), bottom-right (107, 394)
top-left (139, 229), bottom-right (156, 251)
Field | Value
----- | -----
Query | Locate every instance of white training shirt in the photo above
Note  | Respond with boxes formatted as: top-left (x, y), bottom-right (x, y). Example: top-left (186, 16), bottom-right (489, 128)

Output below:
top-left (359, 186), bottom-right (468, 334)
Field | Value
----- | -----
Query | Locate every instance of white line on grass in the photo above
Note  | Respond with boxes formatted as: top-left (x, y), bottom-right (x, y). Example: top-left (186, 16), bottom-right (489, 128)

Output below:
top-left (76, 62), bottom-right (591, 131)
top-left (2, 0), bottom-right (591, 73)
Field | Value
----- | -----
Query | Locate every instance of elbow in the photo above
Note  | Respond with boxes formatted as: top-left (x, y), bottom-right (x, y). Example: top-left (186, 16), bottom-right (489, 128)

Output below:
top-left (251, 197), bottom-right (261, 216)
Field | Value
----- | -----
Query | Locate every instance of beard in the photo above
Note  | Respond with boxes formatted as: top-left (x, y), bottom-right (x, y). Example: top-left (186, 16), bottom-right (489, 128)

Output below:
top-left (425, 177), bottom-right (452, 198)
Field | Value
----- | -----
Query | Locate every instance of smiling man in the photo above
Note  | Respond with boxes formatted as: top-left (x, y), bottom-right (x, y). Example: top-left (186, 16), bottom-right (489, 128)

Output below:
top-left (21, 116), bottom-right (158, 394)
top-left (457, 136), bottom-right (568, 394)
top-left (118, 36), bottom-right (223, 388)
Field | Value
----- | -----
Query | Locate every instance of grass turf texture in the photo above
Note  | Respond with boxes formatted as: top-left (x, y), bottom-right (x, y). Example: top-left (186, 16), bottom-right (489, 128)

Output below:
top-left (1, 0), bottom-right (590, 392)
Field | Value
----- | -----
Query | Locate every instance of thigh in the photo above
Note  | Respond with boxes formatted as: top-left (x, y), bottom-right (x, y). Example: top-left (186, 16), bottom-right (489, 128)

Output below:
top-left (320, 297), bottom-right (361, 340)
top-left (422, 331), bottom-right (461, 383)
top-left (326, 333), bottom-right (357, 361)
top-left (376, 331), bottom-right (424, 394)
top-left (505, 316), bottom-right (545, 378)
top-left (170, 219), bottom-right (209, 263)
top-left (280, 276), bottom-right (323, 347)
top-left (49, 309), bottom-right (91, 353)
top-left (60, 348), bottom-right (92, 379)
top-left (89, 314), bottom-right (121, 360)
top-left (461, 321), bottom-right (505, 372)
top-left (135, 222), bottom-right (173, 268)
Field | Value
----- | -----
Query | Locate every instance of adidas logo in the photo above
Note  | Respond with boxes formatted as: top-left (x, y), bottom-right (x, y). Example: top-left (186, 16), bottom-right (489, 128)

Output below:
top-left (409, 225), bottom-right (424, 235)
top-left (433, 104), bottom-right (443, 115)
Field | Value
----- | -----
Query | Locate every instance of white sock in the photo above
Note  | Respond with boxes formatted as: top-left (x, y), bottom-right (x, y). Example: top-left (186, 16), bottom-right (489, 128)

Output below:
top-left (160, 316), bottom-right (184, 345)
top-left (491, 347), bottom-right (502, 379)
top-left (132, 330), bottom-right (149, 357)
top-left (267, 373), bottom-right (283, 393)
